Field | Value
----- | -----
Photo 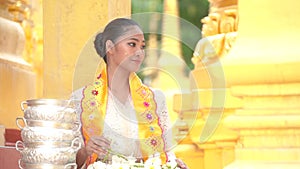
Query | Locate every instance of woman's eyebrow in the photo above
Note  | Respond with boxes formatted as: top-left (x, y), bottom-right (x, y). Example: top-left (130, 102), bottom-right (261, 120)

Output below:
top-left (129, 37), bottom-right (145, 43)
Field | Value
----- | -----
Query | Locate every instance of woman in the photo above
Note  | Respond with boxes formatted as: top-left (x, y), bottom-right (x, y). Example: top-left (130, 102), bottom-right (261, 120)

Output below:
top-left (75, 18), bottom-right (188, 169)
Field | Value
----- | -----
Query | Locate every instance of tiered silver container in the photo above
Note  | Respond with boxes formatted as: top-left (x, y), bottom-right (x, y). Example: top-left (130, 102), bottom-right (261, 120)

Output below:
top-left (15, 99), bottom-right (81, 169)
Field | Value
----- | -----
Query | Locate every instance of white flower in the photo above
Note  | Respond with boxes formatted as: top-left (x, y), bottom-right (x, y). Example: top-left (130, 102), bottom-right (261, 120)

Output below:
top-left (126, 156), bottom-right (137, 165)
top-left (166, 159), bottom-right (178, 168)
top-left (144, 156), bottom-right (162, 169)
top-left (111, 163), bottom-right (130, 169)
top-left (161, 158), bottom-right (181, 169)
top-left (131, 163), bottom-right (145, 169)
top-left (145, 153), bottom-right (162, 167)
top-left (87, 161), bottom-right (107, 169)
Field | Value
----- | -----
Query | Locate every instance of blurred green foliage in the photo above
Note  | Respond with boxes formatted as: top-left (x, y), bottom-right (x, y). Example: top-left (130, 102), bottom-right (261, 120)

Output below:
top-left (178, 0), bottom-right (209, 70)
top-left (132, 0), bottom-right (209, 71)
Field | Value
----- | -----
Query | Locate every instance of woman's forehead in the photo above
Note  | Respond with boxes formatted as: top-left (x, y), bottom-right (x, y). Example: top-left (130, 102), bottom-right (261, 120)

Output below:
top-left (115, 26), bottom-right (144, 42)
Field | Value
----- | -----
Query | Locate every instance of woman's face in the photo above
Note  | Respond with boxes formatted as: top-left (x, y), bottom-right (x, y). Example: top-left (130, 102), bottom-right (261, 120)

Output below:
top-left (107, 26), bottom-right (145, 73)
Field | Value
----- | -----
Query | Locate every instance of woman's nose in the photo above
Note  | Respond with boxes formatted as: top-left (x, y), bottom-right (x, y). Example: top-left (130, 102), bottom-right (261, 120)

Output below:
top-left (135, 48), bottom-right (145, 56)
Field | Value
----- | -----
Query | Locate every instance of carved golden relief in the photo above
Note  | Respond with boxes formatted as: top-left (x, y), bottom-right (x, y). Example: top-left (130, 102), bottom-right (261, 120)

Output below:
top-left (0, 0), bottom-right (42, 66)
top-left (0, 0), bottom-right (31, 22)
top-left (202, 7), bottom-right (238, 36)
top-left (192, 0), bottom-right (238, 67)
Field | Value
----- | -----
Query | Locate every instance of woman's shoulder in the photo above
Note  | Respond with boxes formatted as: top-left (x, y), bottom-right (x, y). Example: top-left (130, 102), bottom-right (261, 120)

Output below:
top-left (70, 87), bottom-right (85, 101)
top-left (150, 87), bottom-right (164, 95)
top-left (150, 88), bottom-right (166, 102)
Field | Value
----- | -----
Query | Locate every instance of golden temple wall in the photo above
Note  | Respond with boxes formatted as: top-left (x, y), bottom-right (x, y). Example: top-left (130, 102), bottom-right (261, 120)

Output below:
top-left (223, 0), bottom-right (300, 168)
top-left (173, 0), bottom-right (300, 168)
top-left (0, 0), bottom-right (37, 129)
top-left (0, 0), bottom-right (131, 129)
top-left (43, 0), bottom-right (131, 99)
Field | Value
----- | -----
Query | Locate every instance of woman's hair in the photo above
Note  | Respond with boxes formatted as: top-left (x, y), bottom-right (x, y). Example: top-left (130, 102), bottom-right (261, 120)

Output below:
top-left (94, 18), bottom-right (142, 62)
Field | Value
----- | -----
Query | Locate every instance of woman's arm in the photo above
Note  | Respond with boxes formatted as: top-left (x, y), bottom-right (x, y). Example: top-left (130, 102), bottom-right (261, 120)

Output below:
top-left (70, 88), bottom-right (87, 168)
top-left (76, 136), bottom-right (111, 169)
top-left (153, 89), bottom-right (174, 153)
top-left (76, 147), bottom-right (88, 169)
top-left (153, 89), bottom-right (189, 169)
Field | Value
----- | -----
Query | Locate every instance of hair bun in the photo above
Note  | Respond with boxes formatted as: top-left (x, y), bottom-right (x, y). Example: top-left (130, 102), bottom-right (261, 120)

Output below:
top-left (94, 32), bottom-right (106, 58)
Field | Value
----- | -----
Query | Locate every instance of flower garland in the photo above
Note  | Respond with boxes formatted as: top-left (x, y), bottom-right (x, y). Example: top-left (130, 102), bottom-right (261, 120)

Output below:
top-left (87, 154), bottom-right (180, 169)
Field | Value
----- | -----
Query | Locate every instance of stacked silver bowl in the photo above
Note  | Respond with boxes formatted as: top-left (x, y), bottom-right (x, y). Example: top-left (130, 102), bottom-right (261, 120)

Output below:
top-left (15, 99), bottom-right (81, 169)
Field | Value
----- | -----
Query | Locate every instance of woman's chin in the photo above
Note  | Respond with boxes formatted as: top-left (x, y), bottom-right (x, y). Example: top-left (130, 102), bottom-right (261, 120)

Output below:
top-left (129, 65), bottom-right (141, 72)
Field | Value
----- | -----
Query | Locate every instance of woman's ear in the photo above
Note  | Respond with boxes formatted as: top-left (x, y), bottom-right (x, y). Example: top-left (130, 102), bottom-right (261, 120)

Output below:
top-left (106, 40), bottom-right (114, 54)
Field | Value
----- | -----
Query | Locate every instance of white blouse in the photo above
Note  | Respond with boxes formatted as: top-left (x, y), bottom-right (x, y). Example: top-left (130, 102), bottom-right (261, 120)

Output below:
top-left (71, 87), bottom-right (176, 159)
top-left (103, 90), bottom-right (140, 157)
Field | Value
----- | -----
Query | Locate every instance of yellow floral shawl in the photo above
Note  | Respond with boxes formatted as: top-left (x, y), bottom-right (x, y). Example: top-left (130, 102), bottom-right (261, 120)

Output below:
top-left (80, 66), bottom-right (167, 166)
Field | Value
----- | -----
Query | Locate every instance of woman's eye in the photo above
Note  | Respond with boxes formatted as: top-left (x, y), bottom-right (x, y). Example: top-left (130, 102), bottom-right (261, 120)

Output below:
top-left (128, 42), bottom-right (145, 49)
top-left (128, 42), bottom-right (136, 47)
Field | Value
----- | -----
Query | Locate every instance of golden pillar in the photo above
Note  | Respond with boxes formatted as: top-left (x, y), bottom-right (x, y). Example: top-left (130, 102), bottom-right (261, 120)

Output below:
top-left (43, 0), bottom-right (131, 98)
top-left (221, 0), bottom-right (300, 168)
top-left (0, 0), bottom-right (37, 129)
top-left (173, 0), bottom-right (241, 168)
top-left (159, 0), bottom-right (189, 92)
top-left (157, 0), bottom-right (204, 168)
top-left (151, 0), bottom-right (190, 107)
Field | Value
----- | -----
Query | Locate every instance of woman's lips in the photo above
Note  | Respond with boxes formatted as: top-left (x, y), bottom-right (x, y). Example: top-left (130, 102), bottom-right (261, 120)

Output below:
top-left (131, 59), bottom-right (142, 64)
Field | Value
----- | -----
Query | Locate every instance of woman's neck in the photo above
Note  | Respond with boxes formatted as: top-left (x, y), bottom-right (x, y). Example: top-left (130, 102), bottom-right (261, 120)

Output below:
top-left (107, 66), bottom-right (131, 103)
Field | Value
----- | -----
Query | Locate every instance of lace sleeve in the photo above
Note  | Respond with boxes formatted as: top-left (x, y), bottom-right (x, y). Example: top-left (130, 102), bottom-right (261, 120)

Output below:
top-left (69, 88), bottom-right (85, 146)
top-left (70, 87), bottom-right (84, 119)
top-left (152, 89), bottom-right (176, 159)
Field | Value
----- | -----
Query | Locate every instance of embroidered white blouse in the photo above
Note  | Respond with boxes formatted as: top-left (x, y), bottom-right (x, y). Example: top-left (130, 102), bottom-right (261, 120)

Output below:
top-left (71, 87), bottom-right (176, 160)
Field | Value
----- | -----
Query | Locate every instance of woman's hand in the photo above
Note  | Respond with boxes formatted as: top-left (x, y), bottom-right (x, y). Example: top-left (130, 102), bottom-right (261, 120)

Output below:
top-left (76, 136), bottom-right (111, 168)
top-left (175, 158), bottom-right (189, 169)
top-left (85, 136), bottom-right (111, 159)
